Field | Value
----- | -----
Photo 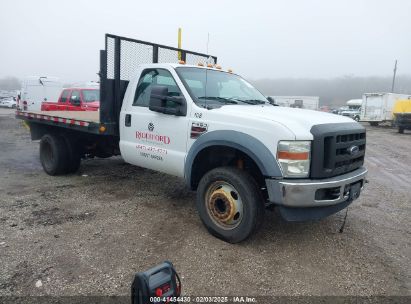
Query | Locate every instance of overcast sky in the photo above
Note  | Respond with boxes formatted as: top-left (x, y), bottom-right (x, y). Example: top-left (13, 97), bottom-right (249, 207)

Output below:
top-left (1, 0), bottom-right (410, 82)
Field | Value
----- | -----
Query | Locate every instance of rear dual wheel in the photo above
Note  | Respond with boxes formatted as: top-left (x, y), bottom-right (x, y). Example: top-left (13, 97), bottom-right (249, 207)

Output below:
top-left (196, 167), bottom-right (264, 243)
top-left (40, 134), bottom-right (81, 175)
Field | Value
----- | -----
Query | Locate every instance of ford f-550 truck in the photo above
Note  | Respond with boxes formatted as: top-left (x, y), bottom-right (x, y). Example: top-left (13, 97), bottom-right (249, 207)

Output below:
top-left (16, 34), bottom-right (367, 243)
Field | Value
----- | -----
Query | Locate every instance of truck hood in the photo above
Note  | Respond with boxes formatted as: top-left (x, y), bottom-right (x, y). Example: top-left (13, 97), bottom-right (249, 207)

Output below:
top-left (216, 105), bottom-right (355, 139)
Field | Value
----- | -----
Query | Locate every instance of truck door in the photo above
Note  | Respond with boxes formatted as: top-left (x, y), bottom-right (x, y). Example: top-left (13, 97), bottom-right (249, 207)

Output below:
top-left (57, 89), bottom-right (70, 110)
top-left (68, 90), bottom-right (81, 111)
top-left (120, 68), bottom-right (188, 177)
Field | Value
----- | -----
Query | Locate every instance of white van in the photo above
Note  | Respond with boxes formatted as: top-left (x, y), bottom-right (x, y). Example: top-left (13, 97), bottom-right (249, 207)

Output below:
top-left (20, 76), bottom-right (63, 111)
top-left (340, 99), bottom-right (362, 121)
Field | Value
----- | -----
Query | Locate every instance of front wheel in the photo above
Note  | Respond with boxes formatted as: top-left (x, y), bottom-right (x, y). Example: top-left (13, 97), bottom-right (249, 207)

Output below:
top-left (399, 127), bottom-right (405, 134)
top-left (196, 167), bottom-right (264, 243)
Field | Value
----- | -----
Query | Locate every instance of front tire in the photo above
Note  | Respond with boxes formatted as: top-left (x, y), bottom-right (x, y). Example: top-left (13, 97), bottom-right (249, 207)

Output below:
top-left (196, 167), bottom-right (264, 243)
top-left (399, 127), bottom-right (405, 134)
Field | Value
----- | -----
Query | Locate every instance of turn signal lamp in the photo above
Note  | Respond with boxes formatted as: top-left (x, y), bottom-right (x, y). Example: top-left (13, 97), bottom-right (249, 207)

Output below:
top-left (99, 125), bottom-right (106, 133)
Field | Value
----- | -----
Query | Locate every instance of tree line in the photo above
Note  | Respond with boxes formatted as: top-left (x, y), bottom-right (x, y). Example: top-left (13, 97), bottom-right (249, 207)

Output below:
top-left (1, 75), bottom-right (410, 107)
top-left (251, 75), bottom-right (411, 107)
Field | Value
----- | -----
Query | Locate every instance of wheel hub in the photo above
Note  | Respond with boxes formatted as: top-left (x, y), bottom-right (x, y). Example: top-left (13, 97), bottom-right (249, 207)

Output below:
top-left (206, 182), bottom-right (243, 228)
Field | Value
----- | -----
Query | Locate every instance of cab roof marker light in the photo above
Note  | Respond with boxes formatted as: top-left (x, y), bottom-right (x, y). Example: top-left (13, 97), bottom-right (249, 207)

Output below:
top-left (178, 60), bottom-right (186, 64)
top-left (207, 63), bottom-right (213, 68)
top-left (216, 65), bottom-right (222, 70)
top-left (227, 69), bottom-right (233, 73)
top-left (198, 62), bottom-right (204, 67)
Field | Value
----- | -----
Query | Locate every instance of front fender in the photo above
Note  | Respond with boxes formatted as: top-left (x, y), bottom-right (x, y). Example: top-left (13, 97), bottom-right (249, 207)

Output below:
top-left (184, 130), bottom-right (282, 188)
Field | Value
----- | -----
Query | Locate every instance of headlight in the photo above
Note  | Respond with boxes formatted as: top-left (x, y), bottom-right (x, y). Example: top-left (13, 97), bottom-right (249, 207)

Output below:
top-left (277, 141), bottom-right (311, 178)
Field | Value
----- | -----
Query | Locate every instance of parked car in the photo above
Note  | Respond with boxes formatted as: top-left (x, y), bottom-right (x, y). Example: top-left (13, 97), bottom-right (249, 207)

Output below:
top-left (0, 97), bottom-right (17, 108)
top-left (41, 88), bottom-right (100, 111)
top-left (17, 34), bottom-right (367, 243)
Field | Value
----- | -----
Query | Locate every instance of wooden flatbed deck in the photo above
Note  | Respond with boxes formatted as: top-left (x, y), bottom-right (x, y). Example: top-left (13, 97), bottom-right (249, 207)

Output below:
top-left (15, 110), bottom-right (111, 135)
top-left (28, 111), bottom-right (100, 123)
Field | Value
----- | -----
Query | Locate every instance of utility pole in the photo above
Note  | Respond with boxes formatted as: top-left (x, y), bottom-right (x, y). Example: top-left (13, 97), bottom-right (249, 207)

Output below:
top-left (391, 59), bottom-right (397, 93)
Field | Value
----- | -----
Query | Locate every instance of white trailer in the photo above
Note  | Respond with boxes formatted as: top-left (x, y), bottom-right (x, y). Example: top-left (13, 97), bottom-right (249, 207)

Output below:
top-left (269, 96), bottom-right (319, 111)
top-left (20, 76), bottom-right (63, 111)
top-left (361, 93), bottom-right (411, 125)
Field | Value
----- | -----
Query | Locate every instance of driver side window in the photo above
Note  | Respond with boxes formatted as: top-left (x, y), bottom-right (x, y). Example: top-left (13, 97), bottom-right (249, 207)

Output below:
top-left (133, 69), bottom-right (182, 107)
top-left (70, 90), bottom-right (80, 105)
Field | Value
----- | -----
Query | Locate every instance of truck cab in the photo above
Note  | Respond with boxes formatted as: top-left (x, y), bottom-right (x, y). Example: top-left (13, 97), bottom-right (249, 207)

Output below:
top-left (41, 88), bottom-right (100, 111)
top-left (119, 63), bottom-right (367, 242)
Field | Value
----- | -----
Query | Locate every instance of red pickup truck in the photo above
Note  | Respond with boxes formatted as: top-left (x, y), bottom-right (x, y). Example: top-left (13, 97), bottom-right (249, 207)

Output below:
top-left (41, 88), bottom-right (100, 111)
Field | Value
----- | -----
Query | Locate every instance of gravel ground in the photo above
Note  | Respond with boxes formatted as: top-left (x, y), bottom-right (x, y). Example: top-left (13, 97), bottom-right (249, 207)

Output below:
top-left (0, 108), bottom-right (410, 298)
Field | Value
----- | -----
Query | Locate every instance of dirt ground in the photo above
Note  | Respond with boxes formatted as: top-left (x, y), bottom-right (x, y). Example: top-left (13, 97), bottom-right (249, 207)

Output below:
top-left (0, 107), bottom-right (410, 298)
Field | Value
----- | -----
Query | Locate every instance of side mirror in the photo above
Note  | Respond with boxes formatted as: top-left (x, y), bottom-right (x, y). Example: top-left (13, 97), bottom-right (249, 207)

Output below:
top-left (149, 85), bottom-right (186, 116)
top-left (267, 96), bottom-right (277, 105)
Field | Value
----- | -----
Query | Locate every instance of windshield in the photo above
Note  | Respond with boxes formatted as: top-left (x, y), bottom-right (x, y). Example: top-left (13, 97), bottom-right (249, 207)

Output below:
top-left (176, 67), bottom-right (268, 108)
top-left (82, 90), bottom-right (100, 102)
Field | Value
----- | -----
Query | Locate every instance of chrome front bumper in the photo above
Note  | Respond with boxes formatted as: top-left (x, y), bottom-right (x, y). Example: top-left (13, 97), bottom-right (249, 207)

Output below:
top-left (265, 167), bottom-right (367, 208)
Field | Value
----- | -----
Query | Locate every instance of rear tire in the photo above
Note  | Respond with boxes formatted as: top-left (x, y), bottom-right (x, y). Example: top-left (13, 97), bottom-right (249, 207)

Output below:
top-left (399, 127), bottom-right (405, 134)
top-left (39, 134), bottom-right (69, 176)
top-left (354, 116), bottom-right (360, 122)
top-left (370, 122), bottom-right (379, 126)
top-left (196, 167), bottom-right (264, 243)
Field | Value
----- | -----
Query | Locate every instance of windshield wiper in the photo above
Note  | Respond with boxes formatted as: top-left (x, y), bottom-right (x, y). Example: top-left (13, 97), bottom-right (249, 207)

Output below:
top-left (237, 99), bottom-right (267, 105)
top-left (198, 96), bottom-right (238, 104)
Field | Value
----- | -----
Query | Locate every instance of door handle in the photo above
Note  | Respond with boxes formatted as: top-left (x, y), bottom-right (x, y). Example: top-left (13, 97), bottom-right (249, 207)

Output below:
top-left (125, 114), bottom-right (131, 127)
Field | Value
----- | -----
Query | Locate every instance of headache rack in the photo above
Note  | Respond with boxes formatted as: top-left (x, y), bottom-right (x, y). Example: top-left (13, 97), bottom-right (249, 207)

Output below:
top-left (99, 34), bottom-right (217, 135)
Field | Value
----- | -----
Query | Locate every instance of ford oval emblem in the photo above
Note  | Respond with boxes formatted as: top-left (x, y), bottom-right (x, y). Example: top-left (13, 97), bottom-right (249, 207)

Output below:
top-left (348, 145), bottom-right (360, 155)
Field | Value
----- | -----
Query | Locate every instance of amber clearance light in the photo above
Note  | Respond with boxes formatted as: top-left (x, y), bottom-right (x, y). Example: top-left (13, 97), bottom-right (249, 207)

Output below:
top-left (277, 151), bottom-right (309, 160)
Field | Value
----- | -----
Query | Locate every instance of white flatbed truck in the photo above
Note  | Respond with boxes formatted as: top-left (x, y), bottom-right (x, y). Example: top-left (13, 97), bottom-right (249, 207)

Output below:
top-left (16, 34), bottom-right (368, 243)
